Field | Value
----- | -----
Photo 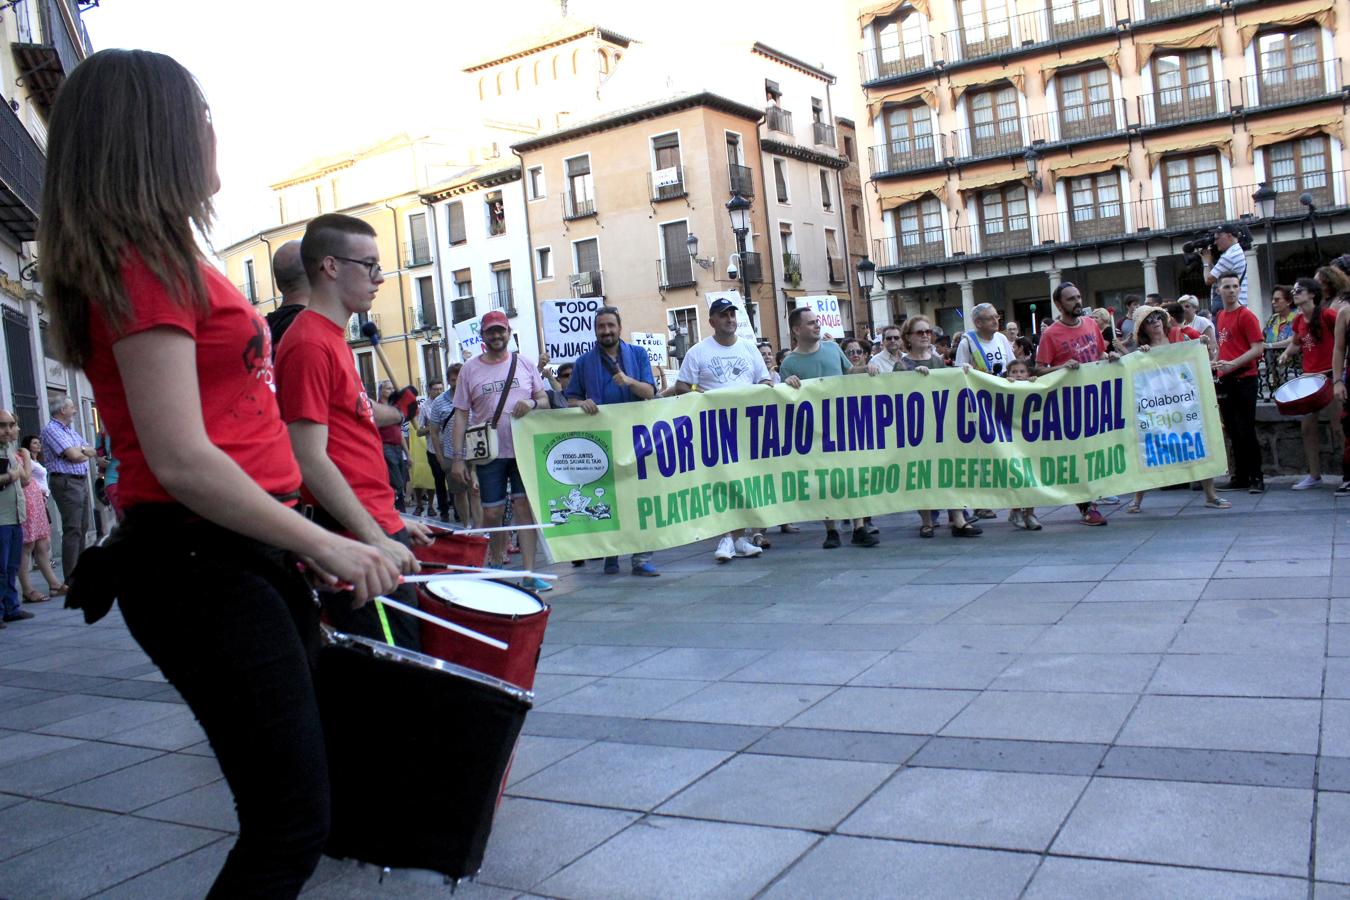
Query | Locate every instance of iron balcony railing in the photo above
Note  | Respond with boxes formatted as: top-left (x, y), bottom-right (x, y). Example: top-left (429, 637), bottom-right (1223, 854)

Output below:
top-left (570, 271), bottom-right (604, 298)
top-left (766, 106), bottom-right (794, 136)
top-left (943, 4), bottom-right (1116, 64)
top-left (564, 191), bottom-right (596, 220)
top-left (489, 289), bottom-right (516, 315)
top-left (813, 121), bottom-right (837, 146)
top-left (728, 163), bottom-right (755, 197)
top-left (346, 313), bottom-right (380, 342)
top-left (410, 301), bottom-right (438, 330)
top-left (950, 100), bottom-right (1128, 161)
top-left (0, 86), bottom-right (44, 238)
top-left (781, 252), bottom-right (802, 284)
top-left (450, 296), bottom-right (475, 323)
top-left (403, 238), bottom-right (431, 268)
top-left (657, 257), bottom-right (696, 290)
top-left (1139, 80), bottom-right (1230, 127)
top-left (649, 165), bottom-right (686, 202)
top-left (1136, 0), bottom-right (1220, 22)
top-left (869, 133), bottom-right (945, 175)
top-left (236, 282), bottom-right (257, 303)
top-left (13, 0), bottom-right (81, 77)
top-left (1243, 60), bottom-right (1343, 110)
top-left (740, 251), bottom-right (765, 283)
top-left (827, 255), bottom-right (847, 284)
top-left (858, 35), bottom-right (938, 84)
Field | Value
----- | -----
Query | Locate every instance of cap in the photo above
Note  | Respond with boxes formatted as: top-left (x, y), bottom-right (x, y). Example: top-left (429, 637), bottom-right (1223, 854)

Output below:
top-left (709, 297), bottom-right (737, 315)
top-left (481, 310), bottom-right (510, 332)
top-left (1215, 223), bottom-right (1242, 237)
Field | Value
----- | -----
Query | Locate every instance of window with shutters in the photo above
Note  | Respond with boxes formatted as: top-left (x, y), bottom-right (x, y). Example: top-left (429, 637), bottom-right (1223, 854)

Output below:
top-left (1049, 0), bottom-right (1105, 40)
top-left (967, 86), bottom-right (1021, 157)
top-left (446, 202), bottom-right (466, 245)
top-left (1267, 136), bottom-right (1331, 215)
top-left (1056, 66), bottom-right (1115, 140)
top-left (882, 103), bottom-right (935, 171)
top-left (564, 155), bottom-right (595, 219)
top-left (820, 170), bottom-right (833, 211)
top-left (825, 228), bottom-right (844, 283)
top-left (978, 184), bottom-right (1030, 252)
top-left (490, 264), bottom-right (513, 312)
top-left (1069, 171), bottom-right (1123, 240)
top-left (872, 12), bottom-right (928, 78)
top-left (957, 0), bottom-right (1011, 58)
top-left (658, 220), bottom-right (694, 289)
top-left (452, 269), bottom-right (472, 298)
top-left (407, 212), bottom-right (430, 266)
top-left (773, 159), bottom-right (790, 204)
top-left (535, 246), bottom-right (553, 280)
top-left (572, 238), bottom-right (602, 298)
top-left (889, 197), bottom-right (945, 265)
top-left (1151, 50), bottom-right (1216, 124)
top-left (1163, 153), bottom-right (1223, 229)
top-left (1255, 28), bottom-right (1325, 104)
top-left (780, 224), bottom-right (800, 284)
top-left (527, 166), bottom-right (545, 201)
top-left (421, 344), bottom-right (443, 388)
top-left (485, 190), bottom-right (506, 236)
top-left (650, 132), bottom-right (684, 200)
top-left (414, 276), bottom-right (436, 329)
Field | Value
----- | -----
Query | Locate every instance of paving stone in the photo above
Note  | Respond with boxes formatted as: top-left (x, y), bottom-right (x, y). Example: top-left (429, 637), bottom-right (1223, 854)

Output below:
top-left (1024, 856), bottom-right (1308, 899)
top-left (476, 798), bottom-right (639, 891)
top-left (656, 681), bottom-right (835, 727)
top-left (1325, 701), bottom-right (1350, 760)
top-left (537, 816), bottom-right (818, 900)
top-left (725, 649), bottom-right (887, 685)
top-left (868, 583), bottom-right (995, 604)
top-left (0, 798), bottom-right (118, 862)
top-left (91, 837), bottom-right (232, 899)
top-left (1082, 579), bottom-right (1207, 603)
top-left (977, 582), bottom-right (1094, 603)
top-left (850, 650), bottom-right (1013, 689)
top-left (658, 754), bottom-right (895, 830)
top-left (840, 767), bottom-right (1086, 850)
top-left (1170, 623), bottom-right (1327, 656)
top-left (135, 779), bottom-right (237, 831)
top-left (0, 740), bottom-right (161, 797)
top-left (1052, 778), bottom-right (1313, 876)
top-left (941, 600), bottom-right (1074, 625)
top-left (1006, 564), bottom-right (1115, 583)
top-left (1331, 625), bottom-right (1350, 656)
top-left (1186, 598), bottom-right (1330, 624)
top-left (760, 835), bottom-right (1038, 899)
top-left (538, 677), bottom-right (708, 719)
top-left (746, 728), bottom-right (927, 764)
top-left (1202, 576), bottom-right (1332, 600)
top-left (1316, 791), bottom-right (1350, 884)
top-left (901, 624), bottom-right (1048, 653)
top-left (1315, 882), bottom-right (1350, 899)
top-left (940, 690), bottom-right (1137, 744)
top-left (991, 653), bottom-right (1159, 693)
top-left (1027, 623), bottom-right (1180, 654)
top-left (46, 752), bottom-right (223, 813)
top-left (1150, 653), bottom-right (1325, 698)
top-left (1322, 757), bottom-right (1350, 793)
top-left (505, 735), bottom-right (593, 786)
top-left (598, 718), bottom-right (768, 752)
top-left (1118, 696), bottom-right (1322, 754)
top-left (613, 648), bottom-right (768, 681)
top-left (1098, 746), bottom-right (1316, 789)
top-left (1111, 561), bottom-right (1218, 580)
top-left (788, 686), bottom-right (976, 735)
top-left (508, 741), bottom-right (731, 810)
top-left (535, 645), bottom-right (668, 676)
top-left (909, 736), bottom-right (1107, 776)
top-left (0, 692), bottom-right (124, 731)
top-left (1057, 602), bottom-right (1192, 624)
top-left (0, 730), bottom-right (83, 766)
top-left (37, 697), bottom-right (186, 740)
top-left (102, 707), bottom-right (208, 751)
top-left (529, 673), bottom-right (597, 705)
top-left (1326, 658), bottom-right (1350, 699)
top-left (1215, 558), bottom-right (1332, 579)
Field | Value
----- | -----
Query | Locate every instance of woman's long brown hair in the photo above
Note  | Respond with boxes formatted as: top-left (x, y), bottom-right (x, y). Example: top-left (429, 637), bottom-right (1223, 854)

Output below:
top-left (38, 49), bottom-right (215, 368)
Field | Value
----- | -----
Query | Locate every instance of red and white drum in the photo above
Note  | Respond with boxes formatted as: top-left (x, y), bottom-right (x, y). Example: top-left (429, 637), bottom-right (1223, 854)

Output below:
top-left (417, 579), bottom-right (550, 691)
top-left (1275, 373), bottom-right (1333, 417)
top-left (413, 531), bottom-right (489, 569)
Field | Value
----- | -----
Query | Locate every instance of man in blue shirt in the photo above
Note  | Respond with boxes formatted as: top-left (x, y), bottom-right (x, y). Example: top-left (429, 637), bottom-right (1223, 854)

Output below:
top-left (566, 306), bottom-right (660, 576)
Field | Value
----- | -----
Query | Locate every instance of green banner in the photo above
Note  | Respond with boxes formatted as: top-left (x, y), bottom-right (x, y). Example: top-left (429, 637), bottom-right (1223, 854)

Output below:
top-left (513, 342), bottom-right (1227, 561)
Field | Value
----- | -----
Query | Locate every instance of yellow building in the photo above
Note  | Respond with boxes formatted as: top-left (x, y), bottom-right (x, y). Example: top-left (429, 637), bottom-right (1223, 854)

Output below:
top-left (218, 136), bottom-right (456, 395)
top-left (850, 0), bottom-right (1350, 332)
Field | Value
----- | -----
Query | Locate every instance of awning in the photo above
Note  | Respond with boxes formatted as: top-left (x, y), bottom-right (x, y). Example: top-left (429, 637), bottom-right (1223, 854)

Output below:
top-left (1247, 113), bottom-right (1344, 159)
top-left (1145, 134), bottom-right (1233, 170)
top-left (878, 174), bottom-right (949, 210)
top-left (866, 84), bottom-right (939, 121)
top-left (1238, 0), bottom-right (1335, 50)
top-left (1039, 48), bottom-right (1121, 84)
top-left (1046, 147), bottom-right (1130, 187)
top-left (949, 67), bottom-right (1026, 105)
top-left (956, 168), bottom-right (1029, 198)
top-left (858, 0), bottom-right (930, 31)
top-left (1134, 23), bottom-right (1222, 70)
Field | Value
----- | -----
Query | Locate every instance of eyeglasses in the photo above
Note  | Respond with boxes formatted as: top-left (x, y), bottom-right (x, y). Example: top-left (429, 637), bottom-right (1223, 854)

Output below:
top-left (884, 334), bottom-right (902, 340)
top-left (845, 348), bottom-right (865, 356)
top-left (911, 328), bottom-right (933, 336)
top-left (1145, 314), bottom-right (1165, 326)
top-left (1292, 286), bottom-right (1311, 294)
top-left (331, 256), bottom-right (382, 280)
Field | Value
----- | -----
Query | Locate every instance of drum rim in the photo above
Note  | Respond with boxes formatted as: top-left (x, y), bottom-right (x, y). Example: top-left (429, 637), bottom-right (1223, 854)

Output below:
top-left (424, 579), bottom-right (546, 615)
top-left (326, 630), bottom-right (534, 704)
top-left (1276, 373), bottom-right (1330, 402)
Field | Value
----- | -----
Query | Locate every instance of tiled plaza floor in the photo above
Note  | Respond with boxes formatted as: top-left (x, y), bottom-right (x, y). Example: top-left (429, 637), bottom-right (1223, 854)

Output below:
top-left (2, 481), bottom-right (1349, 898)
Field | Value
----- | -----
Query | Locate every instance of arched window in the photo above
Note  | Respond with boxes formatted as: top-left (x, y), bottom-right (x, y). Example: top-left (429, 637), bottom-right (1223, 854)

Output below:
top-left (477, 76), bottom-right (485, 100)
top-left (495, 72), bottom-right (503, 95)
top-left (514, 66), bottom-right (522, 90)
top-left (598, 50), bottom-right (610, 74)
top-left (572, 49), bottom-right (580, 74)
top-left (551, 55), bottom-right (560, 79)
top-left (532, 60), bottom-right (541, 84)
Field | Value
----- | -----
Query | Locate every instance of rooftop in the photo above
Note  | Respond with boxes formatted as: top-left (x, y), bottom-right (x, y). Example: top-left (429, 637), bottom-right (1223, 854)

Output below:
top-left (512, 91), bottom-right (764, 152)
top-left (463, 20), bottom-right (637, 73)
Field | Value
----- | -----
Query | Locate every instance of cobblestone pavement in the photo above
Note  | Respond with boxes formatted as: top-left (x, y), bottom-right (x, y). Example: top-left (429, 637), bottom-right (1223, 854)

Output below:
top-left (1, 482), bottom-right (1348, 898)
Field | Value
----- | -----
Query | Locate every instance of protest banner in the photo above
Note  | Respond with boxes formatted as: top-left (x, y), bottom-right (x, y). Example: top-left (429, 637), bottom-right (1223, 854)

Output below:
top-left (630, 331), bottom-right (669, 368)
top-left (798, 295), bottom-right (845, 339)
top-left (512, 342), bottom-right (1227, 560)
top-left (452, 318), bottom-right (484, 361)
top-left (540, 298), bottom-right (601, 362)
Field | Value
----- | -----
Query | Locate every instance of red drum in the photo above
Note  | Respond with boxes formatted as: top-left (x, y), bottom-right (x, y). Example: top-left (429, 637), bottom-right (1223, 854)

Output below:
top-left (1275, 374), bottom-right (1333, 416)
top-left (414, 532), bottom-right (489, 569)
top-left (417, 579), bottom-right (550, 691)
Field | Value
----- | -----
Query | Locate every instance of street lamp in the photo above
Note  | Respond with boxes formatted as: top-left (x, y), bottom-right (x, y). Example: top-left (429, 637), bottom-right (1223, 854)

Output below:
top-left (856, 257), bottom-right (877, 337)
top-left (1301, 191), bottom-right (1322, 262)
top-left (1023, 146), bottom-right (1043, 193)
top-left (725, 193), bottom-right (756, 332)
top-left (686, 232), bottom-right (714, 270)
top-left (1252, 182), bottom-right (1277, 296)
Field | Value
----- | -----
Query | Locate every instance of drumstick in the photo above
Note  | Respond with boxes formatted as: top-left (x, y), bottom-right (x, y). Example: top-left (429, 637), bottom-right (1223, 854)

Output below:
top-left (453, 523), bottom-right (555, 535)
top-left (418, 562), bottom-right (557, 576)
top-left (373, 596), bottom-right (508, 651)
top-left (360, 321), bottom-right (401, 387)
top-left (403, 570), bottom-right (557, 583)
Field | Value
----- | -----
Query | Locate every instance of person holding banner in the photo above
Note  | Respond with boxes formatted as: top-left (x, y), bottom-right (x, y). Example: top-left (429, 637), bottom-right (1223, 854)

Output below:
top-left (869, 325), bottom-right (906, 373)
top-left (955, 304), bottom-right (1015, 376)
top-left (566, 305), bottom-right (661, 576)
top-left (675, 297), bottom-right (772, 563)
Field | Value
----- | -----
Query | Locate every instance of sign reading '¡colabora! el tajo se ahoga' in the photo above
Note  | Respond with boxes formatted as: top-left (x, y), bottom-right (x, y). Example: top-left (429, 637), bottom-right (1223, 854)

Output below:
top-left (512, 342), bottom-right (1227, 561)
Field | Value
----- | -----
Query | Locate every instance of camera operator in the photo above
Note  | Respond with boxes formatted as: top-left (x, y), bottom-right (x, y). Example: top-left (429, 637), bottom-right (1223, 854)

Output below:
top-left (1202, 224), bottom-right (1248, 313)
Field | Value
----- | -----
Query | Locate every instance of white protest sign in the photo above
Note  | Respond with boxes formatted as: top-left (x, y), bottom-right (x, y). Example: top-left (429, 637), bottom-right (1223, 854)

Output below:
top-left (540, 298), bottom-right (601, 363)
top-left (630, 331), bottom-right (669, 368)
top-left (652, 166), bottom-right (681, 188)
top-left (452, 318), bottom-right (484, 360)
top-left (800, 295), bottom-right (845, 339)
top-left (706, 290), bottom-right (758, 343)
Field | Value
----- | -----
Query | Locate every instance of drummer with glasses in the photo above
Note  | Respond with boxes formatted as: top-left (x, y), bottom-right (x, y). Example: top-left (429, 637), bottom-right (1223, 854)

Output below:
top-left (1279, 277), bottom-right (1343, 491)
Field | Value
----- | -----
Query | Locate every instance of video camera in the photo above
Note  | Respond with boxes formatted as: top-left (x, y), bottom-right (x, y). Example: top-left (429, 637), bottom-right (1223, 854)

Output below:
top-left (1181, 223), bottom-right (1253, 269)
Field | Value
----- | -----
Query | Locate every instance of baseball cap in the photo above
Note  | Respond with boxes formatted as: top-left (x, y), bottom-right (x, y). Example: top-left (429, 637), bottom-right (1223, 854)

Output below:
top-left (481, 310), bottom-right (510, 332)
top-left (1215, 223), bottom-right (1242, 237)
top-left (709, 297), bottom-right (737, 315)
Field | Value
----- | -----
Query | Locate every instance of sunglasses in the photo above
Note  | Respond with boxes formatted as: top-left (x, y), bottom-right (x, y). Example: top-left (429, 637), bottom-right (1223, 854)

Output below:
top-left (911, 329), bottom-right (933, 336)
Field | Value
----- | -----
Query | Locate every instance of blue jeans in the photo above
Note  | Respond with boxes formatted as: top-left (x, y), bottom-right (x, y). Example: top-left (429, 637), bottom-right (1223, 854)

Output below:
top-left (0, 523), bottom-right (22, 615)
top-left (605, 552), bottom-right (653, 568)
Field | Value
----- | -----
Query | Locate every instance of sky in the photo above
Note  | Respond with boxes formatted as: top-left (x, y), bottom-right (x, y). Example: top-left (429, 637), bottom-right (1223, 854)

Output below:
top-left (84, 0), bottom-right (856, 250)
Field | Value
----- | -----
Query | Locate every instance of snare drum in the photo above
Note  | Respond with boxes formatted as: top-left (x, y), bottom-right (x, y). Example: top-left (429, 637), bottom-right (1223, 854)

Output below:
top-left (413, 531), bottom-right (490, 569)
top-left (418, 579), bottom-right (550, 691)
top-left (317, 631), bottom-right (531, 880)
top-left (1274, 373), bottom-right (1333, 417)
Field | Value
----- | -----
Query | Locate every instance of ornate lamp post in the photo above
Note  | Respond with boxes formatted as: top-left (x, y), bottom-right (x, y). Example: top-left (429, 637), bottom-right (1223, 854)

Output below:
top-left (1252, 182), bottom-right (1278, 295)
top-left (726, 193), bottom-right (755, 333)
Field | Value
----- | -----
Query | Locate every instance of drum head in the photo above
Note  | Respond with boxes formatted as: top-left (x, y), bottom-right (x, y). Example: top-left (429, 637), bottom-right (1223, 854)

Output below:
top-left (425, 579), bottom-right (545, 616)
top-left (1276, 374), bottom-right (1328, 403)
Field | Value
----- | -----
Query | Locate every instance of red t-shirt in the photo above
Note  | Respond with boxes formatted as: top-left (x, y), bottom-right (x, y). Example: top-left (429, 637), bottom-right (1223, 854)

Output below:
top-left (84, 252), bottom-right (300, 507)
top-left (1035, 318), bottom-right (1106, 368)
top-left (1216, 305), bottom-right (1264, 378)
top-left (1292, 308), bottom-right (1339, 374)
top-left (275, 311), bottom-right (401, 535)
top-left (1168, 326), bottom-right (1202, 343)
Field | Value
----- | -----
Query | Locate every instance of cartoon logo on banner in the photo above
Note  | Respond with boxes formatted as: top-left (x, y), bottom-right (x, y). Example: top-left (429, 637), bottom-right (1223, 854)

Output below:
top-left (1133, 363), bottom-right (1207, 468)
top-left (538, 431), bottom-right (620, 535)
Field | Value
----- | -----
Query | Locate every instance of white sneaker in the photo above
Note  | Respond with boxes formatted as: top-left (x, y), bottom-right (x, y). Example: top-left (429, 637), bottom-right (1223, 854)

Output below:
top-left (715, 536), bottom-right (735, 562)
top-left (1008, 509), bottom-right (1024, 528)
top-left (1023, 512), bottom-right (1043, 531)
top-left (733, 536), bottom-right (763, 558)
top-left (1292, 475), bottom-right (1322, 491)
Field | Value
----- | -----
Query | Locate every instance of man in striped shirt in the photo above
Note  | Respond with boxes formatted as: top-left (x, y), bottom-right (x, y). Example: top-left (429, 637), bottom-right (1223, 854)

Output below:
top-left (40, 398), bottom-right (95, 580)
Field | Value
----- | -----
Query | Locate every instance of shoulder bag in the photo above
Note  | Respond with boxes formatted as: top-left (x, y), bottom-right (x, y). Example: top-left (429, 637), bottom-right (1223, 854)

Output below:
top-left (463, 353), bottom-right (517, 466)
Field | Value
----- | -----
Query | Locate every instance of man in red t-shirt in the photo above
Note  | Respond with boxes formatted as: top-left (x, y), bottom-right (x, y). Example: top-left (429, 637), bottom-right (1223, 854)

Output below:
top-left (1034, 281), bottom-right (1119, 526)
top-left (1213, 271), bottom-right (1266, 493)
top-left (276, 213), bottom-right (432, 648)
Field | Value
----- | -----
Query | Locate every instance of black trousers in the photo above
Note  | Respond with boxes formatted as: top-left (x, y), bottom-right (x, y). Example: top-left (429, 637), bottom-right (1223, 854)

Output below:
top-left (116, 510), bottom-right (328, 899)
top-left (427, 451), bottom-right (449, 516)
top-left (1218, 375), bottom-right (1261, 483)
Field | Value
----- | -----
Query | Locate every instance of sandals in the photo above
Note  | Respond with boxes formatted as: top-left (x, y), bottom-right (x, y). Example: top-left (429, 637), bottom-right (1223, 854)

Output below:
top-left (22, 590), bottom-right (48, 604)
top-left (48, 583), bottom-right (68, 596)
top-left (1126, 502), bottom-right (1141, 513)
top-left (751, 532), bottom-right (771, 549)
top-left (951, 522), bottom-right (983, 537)
top-left (919, 524), bottom-right (935, 539)
top-left (1204, 497), bottom-right (1232, 509)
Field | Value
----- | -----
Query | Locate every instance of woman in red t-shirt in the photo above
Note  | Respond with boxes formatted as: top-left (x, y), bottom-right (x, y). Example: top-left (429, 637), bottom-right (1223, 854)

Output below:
top-left (38, 50), bottom-right (399, 898)
top-left (1281, 277), bottom-right (1344, 490)
top-left (1125, 305), bottom-right (1231, 514)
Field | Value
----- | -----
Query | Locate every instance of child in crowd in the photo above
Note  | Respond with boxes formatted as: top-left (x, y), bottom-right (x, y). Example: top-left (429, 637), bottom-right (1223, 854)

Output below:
top-left (1005, 358), bottom-right (1042, 531)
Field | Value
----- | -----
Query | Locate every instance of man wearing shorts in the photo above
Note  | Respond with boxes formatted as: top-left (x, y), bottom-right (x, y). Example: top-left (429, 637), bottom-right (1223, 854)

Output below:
top-left (449, 310), bottom-right (552, 592)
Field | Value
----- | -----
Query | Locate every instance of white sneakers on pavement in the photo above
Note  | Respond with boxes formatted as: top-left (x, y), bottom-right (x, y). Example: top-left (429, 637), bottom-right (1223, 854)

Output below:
top-left (715, 536), bottom-right (735, 562)
top-left (733, 536), bottom-right (763, 558)
top-left (1293, 475), bottom-right (1322, 491)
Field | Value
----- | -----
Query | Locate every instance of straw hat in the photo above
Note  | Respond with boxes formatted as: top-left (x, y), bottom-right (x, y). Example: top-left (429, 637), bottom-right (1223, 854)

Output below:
top-left (1132, 304), bottom-right (1166, 337)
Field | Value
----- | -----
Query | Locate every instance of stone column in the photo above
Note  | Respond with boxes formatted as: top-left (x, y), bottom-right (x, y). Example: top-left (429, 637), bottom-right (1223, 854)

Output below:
top-left (959, 280), bottom-right (975, 325)
top-left (1245, 247), bottom-right (1269, 327)
top-left (1141, 257), bottom-right (1159, 297)
top-left (1046, 269), bottom-right (1062, 320)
